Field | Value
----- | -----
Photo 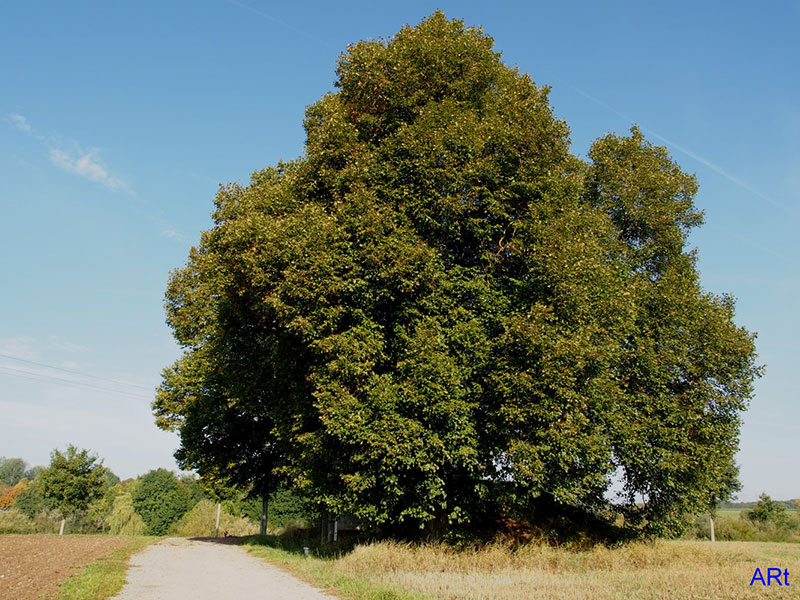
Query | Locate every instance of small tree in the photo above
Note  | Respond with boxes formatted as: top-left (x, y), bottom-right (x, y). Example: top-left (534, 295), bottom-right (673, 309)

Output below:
top-left (131, 469), bottom-right (192, 535)
top-left (36, 446), bottom-right (107, 534)
top-left (746, 494), bottom-right (790, 529)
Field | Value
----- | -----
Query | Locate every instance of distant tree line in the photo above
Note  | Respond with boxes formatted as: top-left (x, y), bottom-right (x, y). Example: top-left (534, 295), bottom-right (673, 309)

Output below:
top-left (691, 494), bottom-right (800, 543)
top-left (719, 498), bottom-right (796, 511)
top-left (0, 448), bottom-right (309, 536)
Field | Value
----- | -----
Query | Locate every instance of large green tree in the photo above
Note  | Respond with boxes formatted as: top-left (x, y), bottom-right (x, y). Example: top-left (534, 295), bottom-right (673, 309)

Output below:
top-left (154, 12), bottom-right (761, 537)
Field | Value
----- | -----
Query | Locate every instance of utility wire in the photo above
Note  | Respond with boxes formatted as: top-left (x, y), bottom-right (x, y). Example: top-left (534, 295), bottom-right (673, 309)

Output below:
top-left (0, 365), bottom-right (154, 401)
top-left (0, 353), bottom-right (152, 391)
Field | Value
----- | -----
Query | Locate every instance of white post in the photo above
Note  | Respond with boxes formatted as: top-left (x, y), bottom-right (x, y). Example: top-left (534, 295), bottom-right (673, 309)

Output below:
top-left (59, 518), bottom-right (65, 535)
top-left (333, 516), bottom-right (338, 542)
top-left (215, 502), bottom-right (221, 537)
top-left (709, 516), bottom-right (716, 543)
top-left (260, 496), bottom-right (268, 536)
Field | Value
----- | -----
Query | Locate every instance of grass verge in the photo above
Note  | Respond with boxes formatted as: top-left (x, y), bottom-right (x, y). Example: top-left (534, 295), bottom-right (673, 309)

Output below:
top-left (55, 537), bottom-right (157, 600)
top-left (243, 532), bottom-right (800, 600)
top-left (242, 536), bottom-right (432, 600)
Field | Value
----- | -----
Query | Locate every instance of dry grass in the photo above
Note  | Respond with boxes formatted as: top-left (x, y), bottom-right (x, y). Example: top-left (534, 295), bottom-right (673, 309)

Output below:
top-left (168, 500), bottom-right (258, 537)
top-left (329, 539), bottom-right (800, 599)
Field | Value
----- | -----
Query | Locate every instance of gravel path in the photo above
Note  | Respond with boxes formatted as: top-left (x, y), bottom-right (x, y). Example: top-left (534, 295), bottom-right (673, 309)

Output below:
top-left (112, 537), bottom-right (334, 600)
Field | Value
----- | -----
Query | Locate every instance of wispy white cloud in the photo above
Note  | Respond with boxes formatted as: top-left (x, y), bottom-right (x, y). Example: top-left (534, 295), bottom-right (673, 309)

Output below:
top-left (46, 335), bottom-right (88, 354)
top-left (160, 226), bottom-right (184, 241)
top-left (49, 146), bottom-right (130, 192)
top-left (7, 113), bottom-right (130, 192)
top-left (0, 336), bottom-right (39, 360)
top-left (7, 113), bottom-right (31, 133)
top-left (0, 335), bottom-right (87, 362)
top-left (147, 215), bottom-right (186, 242)
top-left (6, 114), bottom-right (184, 241)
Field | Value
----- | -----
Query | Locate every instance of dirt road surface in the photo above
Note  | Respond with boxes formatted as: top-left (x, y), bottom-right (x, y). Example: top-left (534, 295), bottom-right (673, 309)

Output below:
top-left (113, 537), bottom-right (334, 599)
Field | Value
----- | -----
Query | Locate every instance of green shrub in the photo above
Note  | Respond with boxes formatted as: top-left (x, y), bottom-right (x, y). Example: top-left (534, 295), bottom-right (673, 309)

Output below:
top-left (269, 488), bottom-right (314, 528)
top-left (0, 508), bottom-right (34, 534)
top-left (713, 518), bottom-right (760, 541)
top-left (691, 513), bottom-right (799, 542)
top-left (745, 494), bottom-right (792, 529)
top-left (33, 510), bottom-right (60, 533)
top-left (107, 493), bottom-right (146, 536)
top-left (14, 483), bottom-right (46, 519)
top-left (132, 469), bottom-right (192, 535)
top-left (169, 499), bottom-right (258, 537)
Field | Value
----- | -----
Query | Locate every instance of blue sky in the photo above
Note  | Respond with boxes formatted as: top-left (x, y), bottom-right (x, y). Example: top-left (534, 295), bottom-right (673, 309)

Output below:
top-left (1, 1), bottom-right (797, 501)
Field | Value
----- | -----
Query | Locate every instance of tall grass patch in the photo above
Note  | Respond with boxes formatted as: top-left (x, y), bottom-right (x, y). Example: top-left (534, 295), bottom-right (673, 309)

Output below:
top-left (169, 499), bottom-right (258, 537)
top-left (245, 535), bottom-right (800, 600)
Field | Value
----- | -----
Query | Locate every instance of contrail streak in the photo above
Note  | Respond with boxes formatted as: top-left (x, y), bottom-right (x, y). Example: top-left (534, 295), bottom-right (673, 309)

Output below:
top-left (573, 88), bottom-right (796, 217)
top-left (226, 0), bottom-right (319, 42)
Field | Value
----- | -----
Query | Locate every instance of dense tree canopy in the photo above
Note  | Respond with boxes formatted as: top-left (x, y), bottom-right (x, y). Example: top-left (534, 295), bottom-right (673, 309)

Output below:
top-left (36, 445), bottom-right (107, 520)
top-left (154, 12), bottom-right (761, 537)
top-left (132, 469), bottom-right (192, 535)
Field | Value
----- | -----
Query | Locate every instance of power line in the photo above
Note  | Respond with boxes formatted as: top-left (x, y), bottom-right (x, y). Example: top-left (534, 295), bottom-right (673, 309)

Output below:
top-left (0, 353), bottom-right (152, 391)
top-left (0, 365), bottom-right (154, 402)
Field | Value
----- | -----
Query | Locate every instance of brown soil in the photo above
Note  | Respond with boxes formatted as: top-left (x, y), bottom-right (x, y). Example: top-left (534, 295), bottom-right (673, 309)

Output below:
top-left (0, 535), bottom-right (129, 600)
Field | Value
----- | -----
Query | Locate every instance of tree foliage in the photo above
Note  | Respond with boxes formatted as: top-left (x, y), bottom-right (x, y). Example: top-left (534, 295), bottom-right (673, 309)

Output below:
top-left (13, 479), bottom-right (47, 519)
top-left (131, 469), bottom-right (192, 535)
top-left (107, 492), bottom-right (146, 536)
top-left (0, 457), bottom-right (26, 486)
top-left (36, 445), bottom-right (107, 521)
top-left (746, 494), bottom-right (791, 529)
top-left (0, 478), bottom-right (29, 509)
top-left (154, 12), bottom-right (761, 537)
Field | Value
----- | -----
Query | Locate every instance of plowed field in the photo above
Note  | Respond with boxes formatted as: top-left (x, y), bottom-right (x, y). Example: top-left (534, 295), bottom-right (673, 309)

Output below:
top-left (0, 535), bottom-right (129, 600)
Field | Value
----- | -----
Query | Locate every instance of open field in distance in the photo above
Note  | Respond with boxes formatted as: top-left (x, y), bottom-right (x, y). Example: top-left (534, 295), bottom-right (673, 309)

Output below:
top-left (716, 508), bottom-right (796, 520)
